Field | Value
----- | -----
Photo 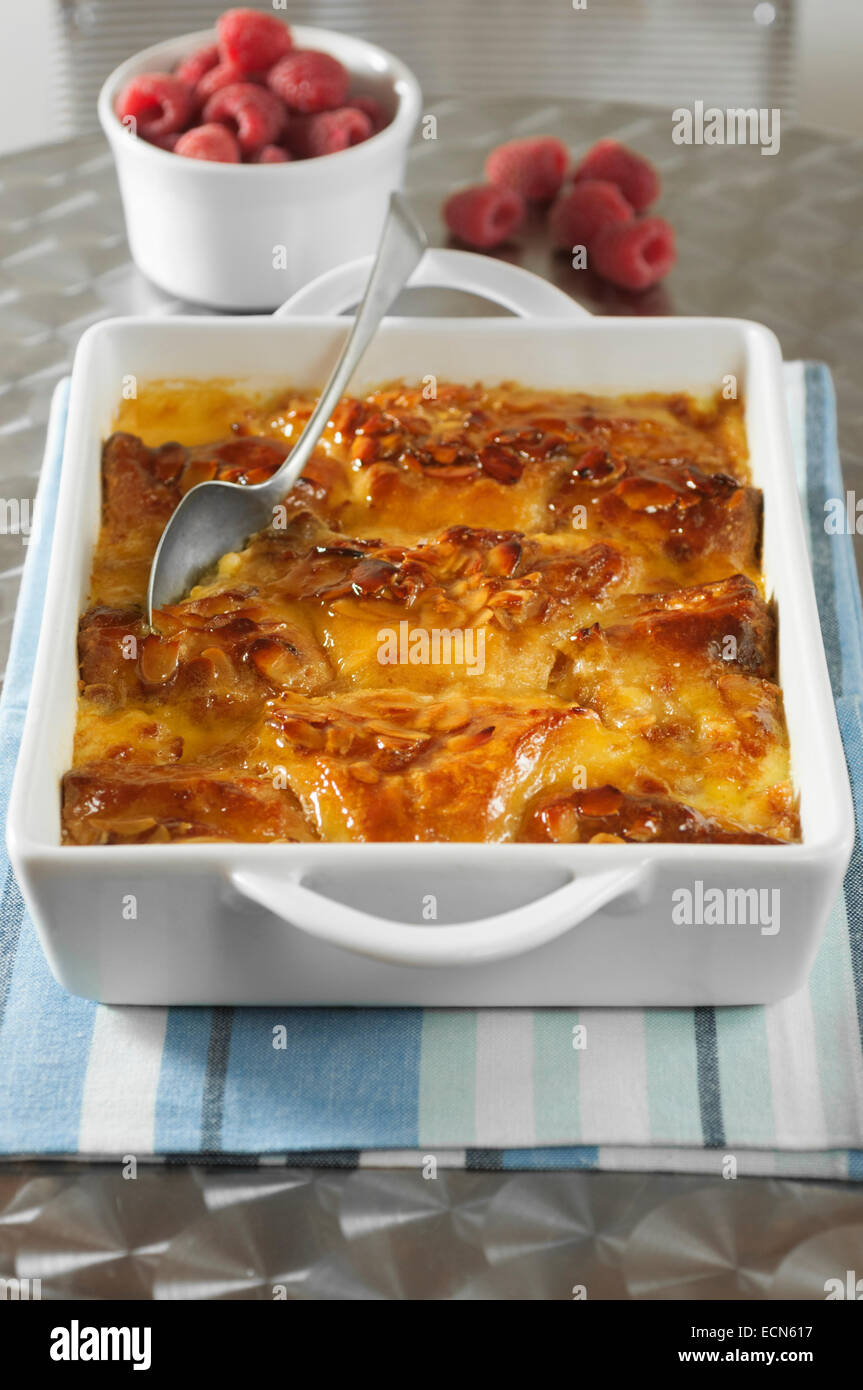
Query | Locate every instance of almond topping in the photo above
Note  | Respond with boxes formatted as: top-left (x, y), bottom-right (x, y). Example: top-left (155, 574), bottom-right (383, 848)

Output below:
top-left (179, 458), bottom-right (219, 494)
top-left (351, 436), bottom-right (378, 466)
top-left (138, 635), bottom-right (180, 687)
top-left (248, 637), bottom-right (301, 689)
top-left (348, 761), bottom-right (380, 784)
top-left (478, 444), bottom-right (524, 485)
top-left (447, 726), bottom-right (495, 753)
top-left (486, 538), bottom-right (522, 576)
top-left (616, 477), bottom-right (679, 511)
top-left (200, 646), bottom-right (234, 684)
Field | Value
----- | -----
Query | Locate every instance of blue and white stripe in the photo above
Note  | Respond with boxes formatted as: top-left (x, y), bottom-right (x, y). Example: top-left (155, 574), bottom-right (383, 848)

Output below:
top-left (0, 365), bottom-right (861, 1175)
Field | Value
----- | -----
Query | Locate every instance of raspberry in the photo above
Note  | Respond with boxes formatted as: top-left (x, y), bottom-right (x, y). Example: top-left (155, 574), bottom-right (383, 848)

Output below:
top-left (549, 179), bottom-right (633, 250)
top-left (175, 44), bottom-right (219, 89)
top-left (147, 131), bottom-right (180, 152)
top-left (350, 95), bottom-right (389, 134)
top-left (443, 184), bottom-right (525, 250)
top-left (196, 60), bottom-right (252, 104)
top-left (267, 50), bottom-right (349, 114)
top-left (591, 216), bottom-right (676, 290)
top-left (217, 9), bottom-right (292, 73)
top-left (290, 107), bottom-right (372, 158)
top-left (174, 123), bottom-right (241, 163)
top-left (203, 82), bottom-right (285, 155)
top-left (485, 137), bottom-right (569, 202)
top-left (116, 73), bottom-right (194, 140)
top-left (572, 139), bottom-right (660, 213)
top-left (251, 144), bottom-right (292, 163)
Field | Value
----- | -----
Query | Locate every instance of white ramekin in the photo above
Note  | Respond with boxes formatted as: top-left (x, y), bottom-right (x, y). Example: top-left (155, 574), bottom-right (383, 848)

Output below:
top-left (97, 25), bottom-right (422, 310)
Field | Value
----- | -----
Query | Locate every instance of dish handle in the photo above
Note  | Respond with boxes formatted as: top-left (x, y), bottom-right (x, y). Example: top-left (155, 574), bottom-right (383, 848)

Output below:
top-left (273, 247), bottom-right (591, 322)
top-left (229, 860), bottom-right (650, 968)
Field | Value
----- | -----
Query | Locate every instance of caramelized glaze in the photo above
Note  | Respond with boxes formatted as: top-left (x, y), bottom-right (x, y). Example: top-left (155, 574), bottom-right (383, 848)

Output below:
top-left (62, 381), bottom-right (799, 845)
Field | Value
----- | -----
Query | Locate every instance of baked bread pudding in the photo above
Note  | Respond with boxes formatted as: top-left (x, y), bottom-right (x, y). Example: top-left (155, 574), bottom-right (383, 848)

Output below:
top-left (62, 380), bottom-right (800, 845)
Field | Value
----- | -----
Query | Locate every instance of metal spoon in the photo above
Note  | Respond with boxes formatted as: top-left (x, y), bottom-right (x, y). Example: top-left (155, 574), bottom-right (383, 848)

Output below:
top-left (146, 192), bottom-right (427, 624)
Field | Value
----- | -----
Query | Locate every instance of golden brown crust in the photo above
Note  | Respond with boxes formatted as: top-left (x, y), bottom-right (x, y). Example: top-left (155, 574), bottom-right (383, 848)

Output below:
top-left (522, 784), bottom-right (786, 846)
top-left (63, 761), bottom-right (314, 844)
top-left (62, 383), bottom-right (799, 846)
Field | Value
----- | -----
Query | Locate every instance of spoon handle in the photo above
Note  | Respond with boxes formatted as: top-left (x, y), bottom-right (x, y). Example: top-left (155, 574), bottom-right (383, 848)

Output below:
top-left (260, 192), bottom-right (428, 505)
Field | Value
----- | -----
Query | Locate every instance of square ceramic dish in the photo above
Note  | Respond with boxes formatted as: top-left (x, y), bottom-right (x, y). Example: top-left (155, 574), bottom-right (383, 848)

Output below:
top-left (6, 253), bottom-right (854, 1005)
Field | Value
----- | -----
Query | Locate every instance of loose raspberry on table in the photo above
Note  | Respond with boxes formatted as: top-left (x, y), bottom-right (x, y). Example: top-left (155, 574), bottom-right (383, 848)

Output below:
top-left (117, 73), bottom-right (194, 140)
top-left (549, 179), bottom-right (633, 250)
top-left (175, 44), bottom-right (220, 89)
top-left (217, 9), bottom-right (293, 73)
top-left (591, 216), bottom-right (676, 290)
top-left (443, 184), bottom-right (525, 250)
top-left (290, 107), bottom-right (373, 158)
top-left (251, 144), bottom-right (292, 163)
top-left (174, 123), bottom-right (241, 163)
top-left (203, 82), bottom-right (285, 155)
top-left (485, 137), bottom-right (569, 202)
top-left (267, 50), bottom-right (349, 114)
top-left (572, 139), bottom-right (660, 212)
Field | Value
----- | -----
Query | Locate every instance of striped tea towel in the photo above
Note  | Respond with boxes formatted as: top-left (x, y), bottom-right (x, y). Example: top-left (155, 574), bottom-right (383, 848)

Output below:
top-left (0, 364), bottom-right (862, 1177)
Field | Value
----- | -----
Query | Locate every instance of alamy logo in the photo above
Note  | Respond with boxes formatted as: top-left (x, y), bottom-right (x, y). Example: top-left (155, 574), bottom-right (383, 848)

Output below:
top-left (0, 1276), bottom-right (41, 1300)
top-left (377, 621), bottom-right (485, 675)
top-left (50, 1321), bottom-right (151, 1371)
top-left (672, 101), bottom-right (780, 156)
top-left (824, 494), bottom-right (863, 535)
top-left (0, 497), bottom-right (33, 543)
top-left (672, 881), bottom-right (780, 936)
top-left (824, 1270), bottom-right (863, 1300)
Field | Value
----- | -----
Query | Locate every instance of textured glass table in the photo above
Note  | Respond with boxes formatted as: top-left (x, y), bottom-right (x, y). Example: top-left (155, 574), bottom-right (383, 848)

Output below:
top-left (0, 98), bottom-right (861, 1299)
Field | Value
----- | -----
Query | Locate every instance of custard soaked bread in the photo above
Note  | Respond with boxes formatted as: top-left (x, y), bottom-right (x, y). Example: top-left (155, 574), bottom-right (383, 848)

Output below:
top-left (62, 381), bottom-right (798, 845)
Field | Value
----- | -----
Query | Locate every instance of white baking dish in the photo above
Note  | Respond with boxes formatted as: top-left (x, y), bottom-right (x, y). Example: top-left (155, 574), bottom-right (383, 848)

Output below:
top-left (6, 253), bottom-right (854, 1006)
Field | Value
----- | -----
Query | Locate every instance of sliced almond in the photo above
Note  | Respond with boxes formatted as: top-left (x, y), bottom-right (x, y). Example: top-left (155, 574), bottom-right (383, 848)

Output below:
top-left (486, 538), bottom-right (522, 576)
top-left (200, 646), bottom-right (234, 684)
top-left (447, 726), bottom-right (495, 753)
top-left (348, 761), bottom-right (380, 784)
top-left (138, 635), bottom-right (180, 687)
top-left (248, 637), bottom-right (301, 689)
